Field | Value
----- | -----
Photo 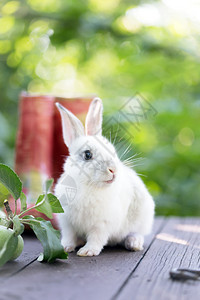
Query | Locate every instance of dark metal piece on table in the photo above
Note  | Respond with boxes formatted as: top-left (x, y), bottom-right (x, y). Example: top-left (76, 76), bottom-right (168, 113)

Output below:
top-left (170, 268), bottom-right (200, 281)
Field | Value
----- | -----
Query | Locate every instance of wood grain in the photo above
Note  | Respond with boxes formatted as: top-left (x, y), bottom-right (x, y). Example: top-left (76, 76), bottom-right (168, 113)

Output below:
top-left (116, 217), bottom-right (200, 300)
top-left (0, 218), bottom-right (164, 300)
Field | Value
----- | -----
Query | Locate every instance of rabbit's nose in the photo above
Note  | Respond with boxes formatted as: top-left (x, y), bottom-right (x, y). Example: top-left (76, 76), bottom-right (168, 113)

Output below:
top-left (108, 167), bottom-right (115, 175)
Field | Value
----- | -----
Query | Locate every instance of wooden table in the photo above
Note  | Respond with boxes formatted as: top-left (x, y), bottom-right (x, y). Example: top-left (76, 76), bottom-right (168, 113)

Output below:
top-left (0, 217), bottom-right (200, 300)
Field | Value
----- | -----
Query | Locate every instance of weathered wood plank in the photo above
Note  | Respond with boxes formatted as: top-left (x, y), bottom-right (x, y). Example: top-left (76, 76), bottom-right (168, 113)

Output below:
top-left (0, 232), bottom-right (42, 279)
top-left (116, 217), bottom-right (200, 300)
top-left (0, 218), bottom-right (164, 300)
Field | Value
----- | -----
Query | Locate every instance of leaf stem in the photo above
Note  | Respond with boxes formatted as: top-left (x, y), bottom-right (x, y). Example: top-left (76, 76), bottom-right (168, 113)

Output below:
top-left (21, 219), bottom-right (41, 225)
top-left (4, 199), bottom-right (13, 219)
top-left (18, 197), bottom-right (46, 218)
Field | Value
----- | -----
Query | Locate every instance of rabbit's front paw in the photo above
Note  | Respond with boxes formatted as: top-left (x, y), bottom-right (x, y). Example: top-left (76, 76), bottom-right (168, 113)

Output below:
top-left (61, 239), bottom-right (76, 252)
top-left (77, 245), bottom-right (101, 257)
top-left (125, 233), bottom-right (144, 251)
top-left (64, 245), bottom-right (76, 253)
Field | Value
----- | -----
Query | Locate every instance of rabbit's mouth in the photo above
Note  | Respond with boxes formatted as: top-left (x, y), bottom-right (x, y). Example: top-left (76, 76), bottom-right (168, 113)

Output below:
top-left (105, 174), bottom-right (115, 184)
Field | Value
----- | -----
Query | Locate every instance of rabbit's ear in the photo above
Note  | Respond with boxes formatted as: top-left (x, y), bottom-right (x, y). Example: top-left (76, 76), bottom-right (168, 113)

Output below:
top-left (85, 97), bottom-right (103, 136)
top-left (56, 103), bottom-right (84, 147)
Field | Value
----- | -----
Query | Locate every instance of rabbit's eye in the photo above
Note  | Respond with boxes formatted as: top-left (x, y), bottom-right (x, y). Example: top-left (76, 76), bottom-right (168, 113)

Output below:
top-left (84, 150), bottom-right (93, 160)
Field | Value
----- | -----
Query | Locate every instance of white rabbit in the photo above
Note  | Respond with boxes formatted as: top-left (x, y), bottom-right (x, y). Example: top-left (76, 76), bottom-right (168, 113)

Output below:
top-left (54, 98), bottom-right (155, 256)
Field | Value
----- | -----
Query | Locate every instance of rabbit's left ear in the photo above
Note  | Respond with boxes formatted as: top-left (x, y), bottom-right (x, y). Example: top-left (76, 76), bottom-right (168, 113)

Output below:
top-left (56, 103), bottom-right (85, 147)
top-left (85, 97), bottom-right (103, 136)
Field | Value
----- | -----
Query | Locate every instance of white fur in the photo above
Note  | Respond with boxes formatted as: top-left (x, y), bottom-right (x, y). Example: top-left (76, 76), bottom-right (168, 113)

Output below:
top-left (55, 99), bottom-right (155, 256)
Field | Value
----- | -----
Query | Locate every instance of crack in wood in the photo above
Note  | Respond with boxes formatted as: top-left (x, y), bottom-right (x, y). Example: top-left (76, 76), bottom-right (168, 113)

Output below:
top-left (111, 217), bottom-right (167, 300)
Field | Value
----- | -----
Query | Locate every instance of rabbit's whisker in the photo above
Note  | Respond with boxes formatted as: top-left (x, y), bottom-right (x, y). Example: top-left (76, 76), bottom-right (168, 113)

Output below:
top-left (136, 172), bottom-right (147, 178)
top-left (123, 147), bottom-right (132, 158)
top-left (125, 152), bottom-right (141, 159)
top-left (123, 154), bottom-right (143, 162)
top-left (124, 160), bottom-right (144, 166)
top-left (123, 157), bottom-right (143, 164)
top-left (120, 144), bottom-right (132, 160)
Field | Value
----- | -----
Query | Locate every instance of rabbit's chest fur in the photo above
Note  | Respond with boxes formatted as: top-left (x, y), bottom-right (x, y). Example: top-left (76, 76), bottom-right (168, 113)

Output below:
top-left (67, 183), bottom-right (131, 236)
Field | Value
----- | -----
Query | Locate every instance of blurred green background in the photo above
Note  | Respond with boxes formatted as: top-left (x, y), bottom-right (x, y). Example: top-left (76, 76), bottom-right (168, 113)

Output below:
top-left (0, 0), bottom-right (200, 216)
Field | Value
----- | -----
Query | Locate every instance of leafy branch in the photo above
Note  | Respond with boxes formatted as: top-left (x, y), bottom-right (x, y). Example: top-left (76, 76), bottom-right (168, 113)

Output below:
top-left (0, 163), bottom-right (68, 267)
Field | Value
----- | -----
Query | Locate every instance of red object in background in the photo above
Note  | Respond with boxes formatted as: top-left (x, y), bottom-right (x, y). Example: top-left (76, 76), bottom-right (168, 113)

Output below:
top-left (15, 93), bottom-right (55, 200)
top-left (14, 92), bottom-right (93, 228)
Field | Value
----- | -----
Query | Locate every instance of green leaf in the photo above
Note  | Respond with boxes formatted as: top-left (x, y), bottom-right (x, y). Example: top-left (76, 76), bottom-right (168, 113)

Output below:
top-left (45, 179), bottom-right (54, 194)
top-left (13, 215), bottom-right (24, 236)
top-left (0, 231), bottom-right (18, 267)
top-left (0, 182), bottom-right (10, 206)
top-left (35, 194), bottom-right (53, 219)
top-left (25, 217), bottom-right (68, 263)
top-left (47, 193), bottom-right (64, 213)
top-left (20, 192), bottom-right (27, 212)
top-left (0, 164), bottom-right (22, 201)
